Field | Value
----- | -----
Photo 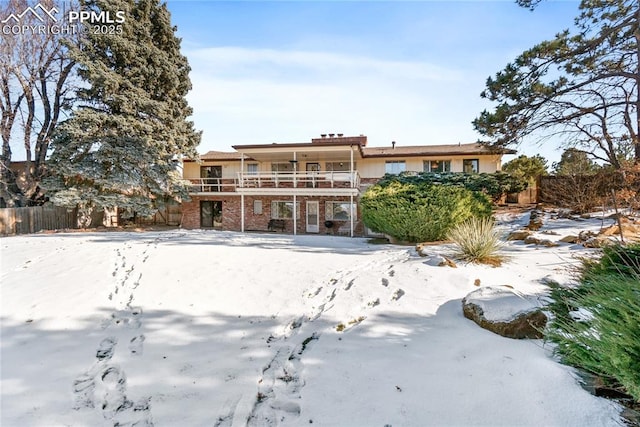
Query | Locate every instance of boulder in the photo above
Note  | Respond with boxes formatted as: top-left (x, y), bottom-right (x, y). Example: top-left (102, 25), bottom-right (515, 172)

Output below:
top-left (424, 255), bottom-right (457, 268)
top-left (507, 230), bottom-right (532, 241)
top-left (583, 236), bottom-right (614, 248)
top-left (559, 235), bottom-right (579, 244)
top-left (523, 236), bottom-right (559, 247)
top-left (462, 287), bottom-right (547, 339)
top-left (415, 243), bottom-right (429, 257)
top-left (598, 217), bottom-right (640, 242)
top-left (525, 209), bottom-right (544, 230)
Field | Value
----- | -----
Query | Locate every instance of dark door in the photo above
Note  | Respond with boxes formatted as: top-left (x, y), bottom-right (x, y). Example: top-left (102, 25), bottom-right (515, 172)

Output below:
top-left (200, 201), bottom-right (222, 228)
top-left (201, 166), bottom-right (222, 192)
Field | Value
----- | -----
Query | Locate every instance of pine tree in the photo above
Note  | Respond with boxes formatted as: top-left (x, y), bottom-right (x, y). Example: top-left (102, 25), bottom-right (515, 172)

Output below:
top-left (474, 0), bottom-right (640, 168)
top-left (502, 154), bottom-right (548, 185)
top-left (553, 148), bottom-right (599, 176)
top-left (45, 0), bottom-right (200, 218)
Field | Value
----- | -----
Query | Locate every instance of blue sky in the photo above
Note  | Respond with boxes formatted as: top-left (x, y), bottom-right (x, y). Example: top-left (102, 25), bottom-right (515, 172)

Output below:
top-left (166, 0), bottom-right (581, 166)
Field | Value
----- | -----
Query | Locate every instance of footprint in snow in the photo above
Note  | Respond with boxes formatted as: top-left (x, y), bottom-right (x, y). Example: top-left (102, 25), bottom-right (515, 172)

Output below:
top-left (96, 337), bottom-right (118, 361)
top-left (391, 289), bottom-right (405, 301)
top-left (129, 335), bottom-right (145, 356)
top-left (344, 278), bottom-right (355, 291)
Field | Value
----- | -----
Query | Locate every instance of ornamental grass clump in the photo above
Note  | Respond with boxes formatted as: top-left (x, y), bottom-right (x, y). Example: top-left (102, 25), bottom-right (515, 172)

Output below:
top-left (447, 217), bottom-right (504, 266)
top-left (546, 244), bottom-right (640, 402)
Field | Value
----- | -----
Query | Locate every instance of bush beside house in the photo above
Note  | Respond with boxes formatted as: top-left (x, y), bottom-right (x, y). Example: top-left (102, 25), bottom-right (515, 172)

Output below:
top-left (360, 180), bottom-right (492, 243)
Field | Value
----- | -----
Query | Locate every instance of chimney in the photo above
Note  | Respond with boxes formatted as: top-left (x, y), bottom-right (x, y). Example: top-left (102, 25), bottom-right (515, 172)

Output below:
top-left (321, 134), bottom-right (327, 138)
top-left (329, 133), bottom-right (335, 137)
top-left (392, 141), bottom-right (396, 149)
top-left (337, 133), bottom-right (343, 137)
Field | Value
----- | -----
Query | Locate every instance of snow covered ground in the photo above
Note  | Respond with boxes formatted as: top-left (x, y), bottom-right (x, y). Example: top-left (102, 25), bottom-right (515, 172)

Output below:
top-left (0, 212), bottom-right (626, 426)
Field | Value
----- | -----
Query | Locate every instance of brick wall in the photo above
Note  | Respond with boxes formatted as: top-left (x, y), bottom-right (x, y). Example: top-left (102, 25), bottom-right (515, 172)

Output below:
top-left (182, 194), bottom-right (365, 236)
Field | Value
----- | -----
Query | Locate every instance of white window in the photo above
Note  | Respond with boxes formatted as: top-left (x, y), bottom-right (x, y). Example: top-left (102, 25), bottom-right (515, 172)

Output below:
top-left (247, 163), bottom-right (258, 175)
top-left (463, 159), bottom-right (479, 173)
top-left (253, 200), bottom-right (263, 215)
top-left (423, 160), bottom-right (451, 173)
top-left (385, 161), bottom-right (406, 175)
top-left (271, 201), bottom-right (300, 219)
top-left (326, 162), bottom-right (356, 171)
top-left (271, 162), bottom-right (294, 172)
top-left (325, 202), bottom-right (356, 221)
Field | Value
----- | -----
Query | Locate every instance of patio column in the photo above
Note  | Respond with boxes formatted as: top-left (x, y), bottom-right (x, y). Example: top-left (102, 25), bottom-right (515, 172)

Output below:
top-left (241, 193), bottom-right (245, 232)
top-left (350, 193), bottom-right (354, 237)
top-left (240, 154), bottom-right (244, 188)
top-left (350, 146), bottom-right (355, 237)
top-left (293, 194), bottom-right (297, 235)
top-left (293, 151), bottom-right (297, 236)
top-left (350, 145), bottom-right (354, 187)
top-left (293, 151), bottom-right (297, 187)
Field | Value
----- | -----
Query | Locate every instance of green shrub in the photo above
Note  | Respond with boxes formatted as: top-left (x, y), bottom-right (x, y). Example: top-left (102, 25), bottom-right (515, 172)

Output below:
top-left (376, 171), bottom-right (527, 201)
top-left (360, 181), bottom-right (492, 243)
top-left (546, 244), bottom-right (640, 401)
top-left (583, 243), bottom-right (640, 279)
top-left (447, 217), bottom-right (504, 265)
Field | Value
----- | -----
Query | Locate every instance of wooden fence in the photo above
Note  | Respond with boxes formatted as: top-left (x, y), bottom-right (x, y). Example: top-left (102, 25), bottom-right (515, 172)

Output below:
top-left (0, 206), bottom-right (78, 236)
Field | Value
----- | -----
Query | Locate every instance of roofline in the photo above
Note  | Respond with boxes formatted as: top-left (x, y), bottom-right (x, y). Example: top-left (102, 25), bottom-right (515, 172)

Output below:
top-left (362, 149), bottom-right (517, 158)
top-left (186, 142), bottom-right (516, 162)
top-left (232, 141), bottom-right (360, 150)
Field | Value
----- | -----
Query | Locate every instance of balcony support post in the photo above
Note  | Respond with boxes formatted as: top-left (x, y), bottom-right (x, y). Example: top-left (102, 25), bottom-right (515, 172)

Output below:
top-left (293, 151), bottom-right (297, 188)
top-left (240, 154), bottom-right (245, 188)
top-left (241, 193), bottom-right (245, 232)
top-left (350, 146), bottom-right (354, 188)
top-left (350, 193), bottom-right (354, 237)
top-left (293, 194), bottom-right (297, 235)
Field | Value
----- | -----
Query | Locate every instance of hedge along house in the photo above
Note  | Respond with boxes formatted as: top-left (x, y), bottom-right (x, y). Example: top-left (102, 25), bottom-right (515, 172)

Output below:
top-left (181, 134), bottom-right (515, 236)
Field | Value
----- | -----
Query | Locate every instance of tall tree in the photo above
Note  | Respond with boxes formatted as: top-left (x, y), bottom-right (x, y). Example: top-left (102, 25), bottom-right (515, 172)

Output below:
top-left (553, 148), bottom-right (599, 175)
top-left (0, 0), bottom-right (77, 206)
top-left (502, 154), bottom-right (548, 184)
top-left (46, 0), bottom-right (201, 218)
top-left (473, 0), bottom-right (640, 169)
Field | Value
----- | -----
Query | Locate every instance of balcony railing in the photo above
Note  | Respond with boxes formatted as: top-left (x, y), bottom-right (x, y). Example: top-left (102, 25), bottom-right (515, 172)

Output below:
top-left (186, 171), bottom-right (361, 193)
top-left (237, 171), bottom-right (360, 189)
top-left (186, 178), bottom-right (237, 193)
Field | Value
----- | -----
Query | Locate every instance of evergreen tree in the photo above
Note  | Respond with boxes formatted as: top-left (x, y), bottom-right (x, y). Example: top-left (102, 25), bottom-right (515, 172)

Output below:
top-left (553, 148), bottom-right (599, 175)
top-left (502, 154), bottom-right (548, 185)
top-left (473, 0), bottom-right (640, 168)
top-left (45, 0), bottom-right (200, 217)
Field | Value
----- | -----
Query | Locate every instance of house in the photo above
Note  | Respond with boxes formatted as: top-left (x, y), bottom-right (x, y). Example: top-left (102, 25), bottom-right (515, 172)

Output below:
top-left (181, 134), bottom-right (515, 236)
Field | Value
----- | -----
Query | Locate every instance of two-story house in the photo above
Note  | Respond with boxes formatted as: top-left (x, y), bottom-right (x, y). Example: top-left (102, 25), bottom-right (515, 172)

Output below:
top-left (181, 134), bottom-right (515, 236)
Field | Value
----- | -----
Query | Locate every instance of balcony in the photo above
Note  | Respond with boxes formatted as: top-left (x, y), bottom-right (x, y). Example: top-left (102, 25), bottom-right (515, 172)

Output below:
top-left (186, 171), bottom-right (360, 195)
top-left (238, 171), bottom-right (359, 189)
top-left (186, 178), bottom-right (237, 194)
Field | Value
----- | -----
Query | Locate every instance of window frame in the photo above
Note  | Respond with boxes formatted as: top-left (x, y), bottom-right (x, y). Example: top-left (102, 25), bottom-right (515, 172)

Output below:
top-left (423, 160), bottom-right (451, 173)
top-left (463, 159), bottom-right (479, 173)
top-left (325, 201), bottom-right (357, 221)
top-left (253, 199), bottom-right (263, 215)
top-left (271, 162), bottom-right (294, 172)
top-left (271, 201), bottom-right (300, 219)
top-left (385, 160), bottom-right (406, 175)
top-left (326, 161), bottom-right (356, 172)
